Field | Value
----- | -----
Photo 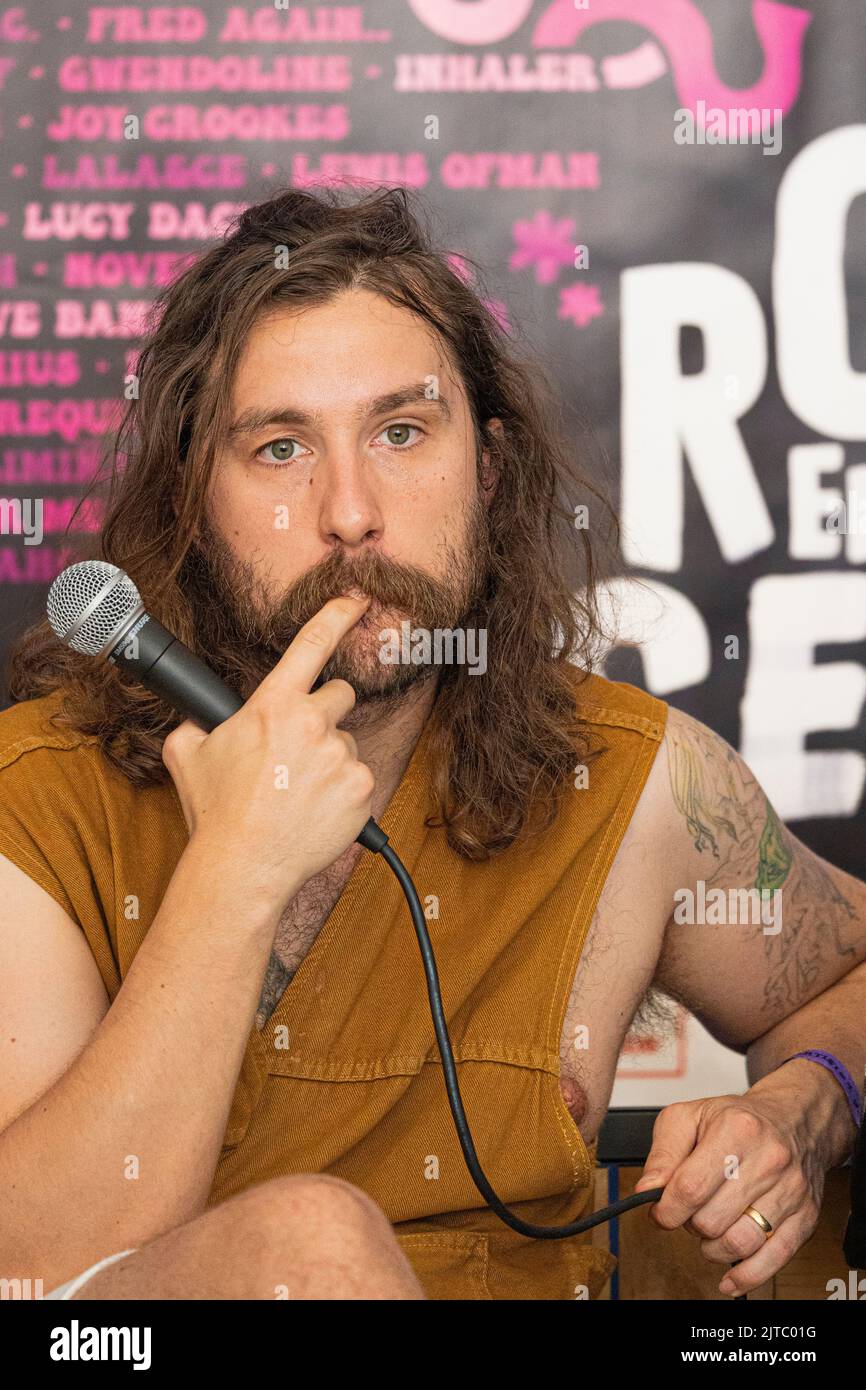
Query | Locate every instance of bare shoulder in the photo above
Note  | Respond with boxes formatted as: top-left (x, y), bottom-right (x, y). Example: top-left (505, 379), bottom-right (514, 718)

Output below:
top-left (0, 852), bottom-right (109, 1132)
top-left (660, 704), bottom-right (769, 852)
top-left (649, 702), bottom-right (799, 903)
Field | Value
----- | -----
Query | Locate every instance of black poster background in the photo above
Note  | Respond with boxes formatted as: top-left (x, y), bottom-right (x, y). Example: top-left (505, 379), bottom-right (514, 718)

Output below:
top-left (0, 0), bottom-right (863, 872)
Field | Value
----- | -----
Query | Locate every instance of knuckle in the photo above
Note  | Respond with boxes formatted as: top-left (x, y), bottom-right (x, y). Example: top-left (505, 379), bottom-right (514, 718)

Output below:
top-left (327, 595), bottom-right (362, 620)
top-left (298, 622), bottom-right (331, 650)
top-left (248, 688), bottom-right (280, 724)
top-left (301, 707), bottom-right (328, 739)
top-left (671, 1174), bottom-right (705, 1208)
top-left (352, 763), bottom-right (375, 798)
top-left (731, 1109), bottom-right (763, 1143)
top-left (161, 723), bottom-right (188, 766)
top-left (690, 1210), bottom-right (725, 1239)
top-left (718, 1226), bottom-right (756, 1260)
top-left (763, 1139), bottom-right (791, 1173)
top-left (661, 1101), bottom-right (689, 1120)
top-left (653, 1105), bottom-right (687, 1136)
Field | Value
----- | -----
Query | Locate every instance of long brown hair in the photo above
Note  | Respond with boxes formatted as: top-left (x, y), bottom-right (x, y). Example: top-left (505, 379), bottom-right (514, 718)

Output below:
top-left (7, 184), bottom-right (618, 860)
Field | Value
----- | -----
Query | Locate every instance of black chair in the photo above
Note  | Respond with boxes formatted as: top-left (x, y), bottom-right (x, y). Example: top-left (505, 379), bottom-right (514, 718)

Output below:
top-left (597, 1106), bottom-right (659, 1166)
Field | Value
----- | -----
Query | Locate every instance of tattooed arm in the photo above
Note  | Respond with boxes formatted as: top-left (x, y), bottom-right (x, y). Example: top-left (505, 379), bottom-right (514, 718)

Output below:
top-left (636, 705), bottom-right (866, 1295)
top-left (653, 705), bottom-right (866, 1046)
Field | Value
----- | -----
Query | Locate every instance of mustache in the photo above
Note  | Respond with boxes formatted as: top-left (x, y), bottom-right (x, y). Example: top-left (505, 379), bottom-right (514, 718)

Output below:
top-left (261, 546), bottom-right (470, 640)
top-left (186, 503), bottom-right (492, 703)
top-left (193, 510), bottom-right (488, 646)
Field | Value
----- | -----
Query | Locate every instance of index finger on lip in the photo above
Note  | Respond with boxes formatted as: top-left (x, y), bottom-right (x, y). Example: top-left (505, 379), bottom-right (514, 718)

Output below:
top-left (253, 594), bottom-right (371, 696)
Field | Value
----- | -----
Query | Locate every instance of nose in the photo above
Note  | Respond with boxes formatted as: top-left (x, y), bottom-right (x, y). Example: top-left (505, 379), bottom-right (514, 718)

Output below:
top-left (317, 449), bottom-right (385, 549)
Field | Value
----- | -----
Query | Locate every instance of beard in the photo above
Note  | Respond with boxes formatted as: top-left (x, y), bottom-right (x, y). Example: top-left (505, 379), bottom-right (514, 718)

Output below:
top-left (185, 497), bottom-right (491, 705)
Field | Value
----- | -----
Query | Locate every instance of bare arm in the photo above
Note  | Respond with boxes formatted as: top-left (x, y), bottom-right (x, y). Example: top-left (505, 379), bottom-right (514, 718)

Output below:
top-left (644, 705), bottom-right (865, 1187)
top-left (0, 842), bottom-right (282, 1290)
top-left (0, 596), bottom-right (374, 1290)
top-left (653, 705), bottom-right (866, 1048)
top-left (746, 954), bottom-right (866, 1092)
top-left (628, 704), bottom-right (866, 1294)
top-left (740, 956), bottom-right (866, 1170)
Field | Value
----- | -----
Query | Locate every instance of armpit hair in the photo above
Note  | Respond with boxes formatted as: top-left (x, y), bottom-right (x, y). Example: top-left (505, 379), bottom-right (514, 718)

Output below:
top-left (630, 984), bottom-right (679, 1038)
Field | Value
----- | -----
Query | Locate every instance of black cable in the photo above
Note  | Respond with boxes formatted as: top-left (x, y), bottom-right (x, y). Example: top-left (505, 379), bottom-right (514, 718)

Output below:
top-left (380, 836), bottom-right (748, 1296)
top-left (379, 839), bottom-right (664, 1239)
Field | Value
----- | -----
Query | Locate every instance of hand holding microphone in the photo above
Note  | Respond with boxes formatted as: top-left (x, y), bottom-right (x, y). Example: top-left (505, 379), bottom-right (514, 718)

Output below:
top-left (47, 560), bottom-right (388, 890)
top-left (161, 595), bottom-right (376, 908)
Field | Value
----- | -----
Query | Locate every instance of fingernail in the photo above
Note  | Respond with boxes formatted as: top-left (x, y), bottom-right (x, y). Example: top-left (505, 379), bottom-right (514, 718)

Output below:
top-left (636, 1172), bottom-right (661, 1189)
top-left (344, 588), bottom-right (368, 601)
top-left (719, 1278), bottom-right (736, 1295)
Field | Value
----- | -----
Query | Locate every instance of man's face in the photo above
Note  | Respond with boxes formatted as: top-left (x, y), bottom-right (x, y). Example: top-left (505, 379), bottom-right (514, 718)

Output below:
top-left (200, 287), bottom-right (493, 698)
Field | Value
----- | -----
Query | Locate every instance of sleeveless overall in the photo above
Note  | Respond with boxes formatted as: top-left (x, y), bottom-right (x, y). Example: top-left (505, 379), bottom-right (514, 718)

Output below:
top-left (0, 670), bottom-right (667, 1299)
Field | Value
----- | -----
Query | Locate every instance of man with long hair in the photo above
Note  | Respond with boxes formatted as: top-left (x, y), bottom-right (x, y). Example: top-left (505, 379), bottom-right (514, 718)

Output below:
top-left (0, 186), bottom-right (864, 1301)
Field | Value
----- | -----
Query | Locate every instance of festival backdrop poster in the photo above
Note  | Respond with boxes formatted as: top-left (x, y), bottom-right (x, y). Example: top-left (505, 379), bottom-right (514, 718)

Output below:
top-left (0, 0), bottom-right (864, 1104)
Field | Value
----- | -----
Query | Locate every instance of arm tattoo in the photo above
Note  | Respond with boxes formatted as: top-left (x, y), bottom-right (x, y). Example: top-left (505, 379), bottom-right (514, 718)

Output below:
top-left (666, 711), bottom-right (858, 1014)
top-left (755, 800), bottom-right (791, 893)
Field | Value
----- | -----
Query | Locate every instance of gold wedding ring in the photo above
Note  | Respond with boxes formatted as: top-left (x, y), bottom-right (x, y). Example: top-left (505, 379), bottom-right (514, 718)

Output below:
top-left (743, 1206), bottom-right (773, 1237)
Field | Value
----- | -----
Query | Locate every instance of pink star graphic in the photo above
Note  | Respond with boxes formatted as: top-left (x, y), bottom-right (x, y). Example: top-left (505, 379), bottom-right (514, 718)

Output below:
top-left (94, 360), bottom-right (110, 374)
top-left (510, 211), bottom-right (576, 285)
top-left (261, 162), bottom-right (276, 177)
top-left (33, 263), bottom-right (48, 275)
top-left (29, 67), bottom-right (45, 78)
top-left (558, 282), bottom-right (604, 328)
top-left (57, 17), bottom-right (72, 29)
top-left (12, 165), bottom-right (26, 178)
top-left (17, 115), bottom-right (34, 129)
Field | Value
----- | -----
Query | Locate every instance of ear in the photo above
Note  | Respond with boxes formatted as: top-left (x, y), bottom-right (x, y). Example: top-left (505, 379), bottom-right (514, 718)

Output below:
top-left (479, 417), bottom-right (503, 504)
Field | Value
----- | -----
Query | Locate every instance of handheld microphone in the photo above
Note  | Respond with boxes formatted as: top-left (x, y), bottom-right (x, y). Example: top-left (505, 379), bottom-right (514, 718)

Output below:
top-left (45, 560), bottom-right (388, 854)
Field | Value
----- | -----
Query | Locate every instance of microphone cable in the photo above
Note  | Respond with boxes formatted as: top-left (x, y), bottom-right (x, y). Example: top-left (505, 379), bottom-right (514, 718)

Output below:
top-left (374, 832), bottom-right (663, 1239)
top-left (376, 834), bottom-right (748, 1297)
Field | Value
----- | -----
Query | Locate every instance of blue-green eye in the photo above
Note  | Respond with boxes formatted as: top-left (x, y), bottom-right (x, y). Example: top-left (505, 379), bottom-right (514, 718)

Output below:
top-left (256, 438), bottom-right (302, 467)
top-left (377, 423), bottom-right (424, 448)
top-left (254, 423), bottom-right (424, 469)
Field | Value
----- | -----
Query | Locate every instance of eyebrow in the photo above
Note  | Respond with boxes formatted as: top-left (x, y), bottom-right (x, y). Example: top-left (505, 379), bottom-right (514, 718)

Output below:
top-left (226, 382), bottom-right (452, 440)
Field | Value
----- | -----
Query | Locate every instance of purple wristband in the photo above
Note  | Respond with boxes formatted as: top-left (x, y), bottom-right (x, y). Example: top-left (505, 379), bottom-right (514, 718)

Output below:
top-left (779, 1050), bottom-right (863, 1131)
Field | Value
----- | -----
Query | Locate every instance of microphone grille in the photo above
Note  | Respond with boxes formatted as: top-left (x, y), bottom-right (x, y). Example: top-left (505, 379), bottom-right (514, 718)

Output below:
top-left (47, 560), bottom-right (142, 656)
